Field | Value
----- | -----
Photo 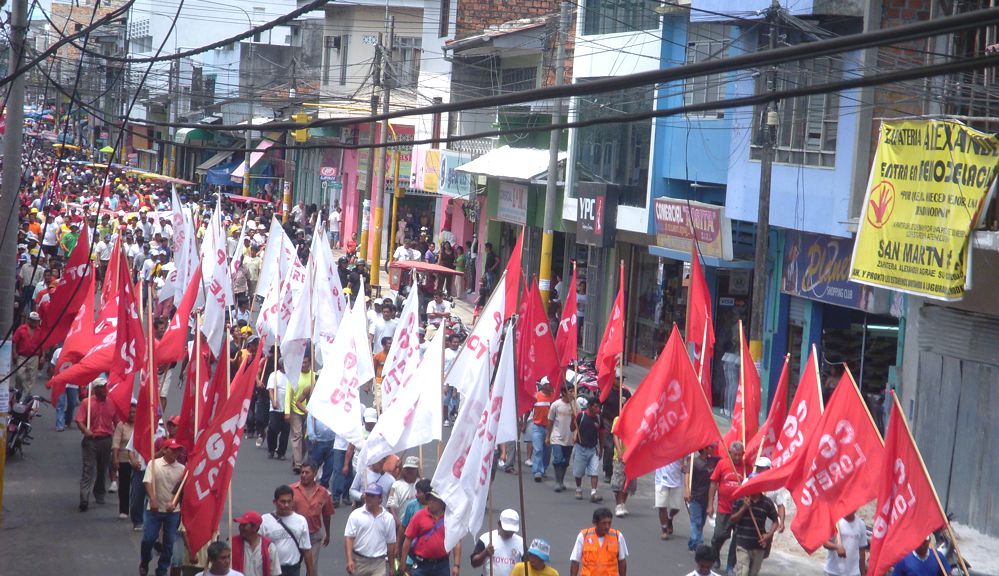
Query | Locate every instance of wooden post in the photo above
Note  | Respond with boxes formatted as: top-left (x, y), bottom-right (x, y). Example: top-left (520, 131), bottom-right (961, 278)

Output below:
top-left (147, 283), bottom-right (157, 466)
top-left (194, 314), bottom-right (202, 440)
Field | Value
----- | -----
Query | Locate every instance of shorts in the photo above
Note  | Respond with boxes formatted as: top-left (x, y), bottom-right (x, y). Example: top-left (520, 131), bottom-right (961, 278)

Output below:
top-left (158, 368), bottom-right (175, 397)
top-left (655, 484), bottom-right (685, 510)
top-left (572, 445), bottom-right (600, 478)
top-left (610, 460), bottom-right (637, 494)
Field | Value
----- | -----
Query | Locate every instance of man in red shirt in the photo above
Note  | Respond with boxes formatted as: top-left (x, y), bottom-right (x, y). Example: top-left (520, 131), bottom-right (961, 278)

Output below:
top-left (531, 378), bottom-right (557, 482)
top-left (707, 441), bottom-right (749, 573)
top-left (75, 377), bottom-right (118, 511)
top-left (12, 311), bottom-right (41, 395)
top-left (292, 461), bottom-right (335, 576)
top-left (401, 490), bottom-right (461, 576)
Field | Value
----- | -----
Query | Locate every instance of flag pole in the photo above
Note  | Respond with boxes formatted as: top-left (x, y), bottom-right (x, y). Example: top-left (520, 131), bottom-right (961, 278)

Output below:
top-left (890, 391), bottom-right (970, 576)
top-left (754, 354), bottom-right (790, 465)
top-left (487, 482), bottom-right (495, 576)
top-left (617, 260), bottom-right (625, 417)
top-left (509, 316), bottom-right (530, 576)
top-left (147, 280), bottom-right (157, 467)
top-left (226, 328), bottom-right (233, 541)
top-left (194, 314), bottom-right (202, 440)
top-left (738, 320), bottom-right (746, 449)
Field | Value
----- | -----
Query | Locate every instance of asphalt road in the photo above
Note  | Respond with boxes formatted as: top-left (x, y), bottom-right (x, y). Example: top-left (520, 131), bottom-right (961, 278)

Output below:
top-left (0, 383), bottom-right (823, 576)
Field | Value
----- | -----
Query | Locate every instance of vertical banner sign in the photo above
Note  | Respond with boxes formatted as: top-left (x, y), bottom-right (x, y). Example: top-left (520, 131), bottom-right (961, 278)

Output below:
top-left (850, 120), bottom-right (999, 301)
top-left (576, 182), bottom-right (616, 247)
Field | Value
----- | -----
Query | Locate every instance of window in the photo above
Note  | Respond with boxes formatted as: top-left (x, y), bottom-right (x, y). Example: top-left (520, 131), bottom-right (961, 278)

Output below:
top-left (499, 67), bottom-right (537, 93)
top-left (130, 35), bottom-right (153, 53)
top-left (582, 0), bottom-right (659, 36)
top-left (684, 23), bottom-right (730, 113)
top-left (439, 0), bottom-right (450, 37)
top-left (573, 83), bottom-right (653, 208)
top-left (391, 37), bottom-right (422, 88)
top-left (324, 35), bottom-right (349, 86)
top-left (750, 55), bottom-right (842, 167)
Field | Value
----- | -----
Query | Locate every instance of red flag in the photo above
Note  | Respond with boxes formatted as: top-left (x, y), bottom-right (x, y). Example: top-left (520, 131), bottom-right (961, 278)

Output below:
top-left (745, 355), bottom-right (790, 463)
top-left (132, 363), bottom-right (160, 464)
top-left (788, 371), bottom-right (885, 553)
top-left (46, 272), bottom-right (95, 403)
top-left (867, 392), bottom-right (947, 576)
top-left (200, 348), bottom-right (230, 430)
top-left (618, 325), bottom-right (722, 481)
top-left (686, 246), bottom-right (715, 396)
top-left (503, 228), bottom-right (524, 320)
top-left (554, 264), bottom-right (578, 370)
top-left (181, 347), bottom-right (262, 555)
top-left (157, 265), bottom-right (202, 364)
top-left (722, 322), bottom-right (762, 449)
top-left (39, 223), bottom-right (93, 349)
top-left (99, 239), bottom-right (122, 308)
top-left (515, 278), bottom-right (560, 416)
top-left (107, 253), bottom-right (147, 420)
top-left (596, 263), bottom-right (625, 403)
top-left (175, 335), bottom-right (212, 453)
top-left (732, 347), bottom-right (824, 499)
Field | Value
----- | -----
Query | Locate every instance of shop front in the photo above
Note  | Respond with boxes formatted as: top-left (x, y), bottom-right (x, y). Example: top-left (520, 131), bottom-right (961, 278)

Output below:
top-left (780, 230), bottom-right (898, 429)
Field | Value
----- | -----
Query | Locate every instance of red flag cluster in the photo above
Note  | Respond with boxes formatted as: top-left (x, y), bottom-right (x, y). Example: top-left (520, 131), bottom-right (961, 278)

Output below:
top-left (721, 322), bottom-right (761, 450)
top-left (515, 278), bottom-right (559, 416)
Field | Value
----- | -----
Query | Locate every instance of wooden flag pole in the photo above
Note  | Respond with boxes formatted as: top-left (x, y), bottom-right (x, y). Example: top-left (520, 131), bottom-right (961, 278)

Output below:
top-left (194, 313), bottom-right (202, 440)
top-left (170, 470), bottom-right (189, 508)
top-left (738, 320), bottom-right (746, 449)
top-left (510, 316), bottom-right (531, 576)
top-left (890, 392), bottom-right (970, 576)
top-left (147, 283), bottom-right (157, 468)
top-left (487, 482), bottom-right (495, 576)
top-left (225, 328), bottom-right (233, 541)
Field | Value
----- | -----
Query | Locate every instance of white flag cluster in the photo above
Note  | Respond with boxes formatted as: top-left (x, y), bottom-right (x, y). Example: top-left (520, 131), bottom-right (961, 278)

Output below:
top-left (200, 197), bottom-right (233, 356)
top-left (379, 282), bottom-right (420, 410)
top-left (256, 219), bottom-right (305, 349)
top-left (433, 327), bottom-right (518, 552)
top-left (444, 274), bottom-right (506, 395)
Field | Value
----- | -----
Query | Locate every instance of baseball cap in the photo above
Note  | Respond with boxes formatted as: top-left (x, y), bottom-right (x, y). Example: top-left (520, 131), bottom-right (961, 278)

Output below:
top-left (28, 311), bottom-right (40, 321)
top-left (234, 510), bottom-right (263, 526)
top-left (363, 407), bottom-right (378, 423)
top-left (576, 397), bottom-right (588, 411)
top-left (167, 415), bottom-right (181, 426)
top-left (755, 457), bottom-right (772, 469)
top-left (499, 509), bottom-right (521, 533)
top-left (162, 439), bottom-right (182, 450)
top-left (527, 538), bottom-right (551, 563)
top-left (92, 377), bottom-right (108, 387)
top-left (364, 483), bottom-right (383, 496)
top-left (403, 456), bottom-right (420, 469)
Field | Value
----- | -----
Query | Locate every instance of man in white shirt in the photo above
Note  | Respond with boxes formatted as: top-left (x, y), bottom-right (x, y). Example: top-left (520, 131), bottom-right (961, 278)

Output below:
top-left (822, 511), bottom-right (868, 576)
top-left (369, 305), bottom-right (398, 352)
top-left (425, 292), bottom-right (452, 328)
top-left (655, 460), bottom-right (685, 537)
top-left (196, 541), bottom-right (245, 576)
top-left (266, 365), bottom-right (291, 460)
top-left (547, 385), bottom-right (577, 492)
top-left (329, 208), bottom-right (342, 249)
top-left (344, 483), bottom-right (397, 576)
top-left (470, 509), bottom-right (524, 576)
top-left (260, 485), bottom-right (314, 576)
top-left (386, 456), bottom-right (420, 529)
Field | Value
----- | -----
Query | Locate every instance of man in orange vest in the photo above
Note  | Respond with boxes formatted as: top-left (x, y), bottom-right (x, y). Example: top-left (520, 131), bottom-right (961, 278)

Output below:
top-left (569, 508), bottom-right (629, 576)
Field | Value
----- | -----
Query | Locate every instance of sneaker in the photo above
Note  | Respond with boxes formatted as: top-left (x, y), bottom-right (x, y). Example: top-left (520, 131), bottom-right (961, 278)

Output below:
top-left (615, 504), bottom-right (625, 517)
top-left (575, 488), bottom-right (583, 500)
top-left (109, 480), bottom-right (118, 493)
top-left (443, 419), bottom-right (451, 428)
top-left (55, 425), bottom-right (65, 432)
top-left (590, 490), bottom-right (603, 503)
top-left (620, 504), bottom-right (629, 516)
top-left (554, 483), bottom-right (565, 493)
top-left (255, 437), bottom-right (263, 448)
top-left (524, 458), bottom-right (533, 466)
top-left (533, 473), bottom-right (542, 483)
top-left (133, 524), bottom-right (144, 532)
top-left (119, 513), bottom-right (128, 520)
top-left (661, 531), bottom-right (670, 541)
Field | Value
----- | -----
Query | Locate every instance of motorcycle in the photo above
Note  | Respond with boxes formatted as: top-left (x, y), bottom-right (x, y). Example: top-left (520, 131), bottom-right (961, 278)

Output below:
top-left (6, 393), bottom-right (49, 457)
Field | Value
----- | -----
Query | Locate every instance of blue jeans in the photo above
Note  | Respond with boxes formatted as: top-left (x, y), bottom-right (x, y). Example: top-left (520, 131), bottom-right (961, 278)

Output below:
top-left (531, 423), bottom-right (550, 476)
top-left (443, 386), bottom-right (458, 420)
top-left (688, 499), bottom-right (707, 551)
top-left (310, 440), bottom-right (337, 489)
top-left (330, 448), bottom-right (349, 500)
top-left (412, 560), bottom-right (450, 576)
top-left (130, 469), bottom-right (146, 527)
top-left (551, 444), bottom-right (573, 467)
top-left (55, 387), bottom-right (79, 429)
top-left (140, 509), bottom-right (180, 575)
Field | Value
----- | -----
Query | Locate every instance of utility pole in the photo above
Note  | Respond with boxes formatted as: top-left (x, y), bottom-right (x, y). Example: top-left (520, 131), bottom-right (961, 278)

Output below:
top-left (243, 42), bottom-right (256, 196)
top-left (749, 0), bottom-right (780, 362)
top-left (358, 34), bottom-right (382, 262)
top-left (539, 2), bottom-right (570, 306)
top-left (0, 0), bottom-right (29, 514)
top-left (369, 17), bottom-right (394, 287)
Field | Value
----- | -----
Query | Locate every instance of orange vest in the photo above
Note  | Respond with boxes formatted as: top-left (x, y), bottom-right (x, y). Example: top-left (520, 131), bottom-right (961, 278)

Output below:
top-left (579, 527), bottom-right (620, 576)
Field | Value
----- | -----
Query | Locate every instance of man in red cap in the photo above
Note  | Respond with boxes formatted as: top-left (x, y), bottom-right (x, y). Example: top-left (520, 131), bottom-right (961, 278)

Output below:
top-left (140, 439), bottom-right (186, 576)
top-left (155, 415), bottom-right (187, 464)
top-left (233, 510), bottom-right (282, 576)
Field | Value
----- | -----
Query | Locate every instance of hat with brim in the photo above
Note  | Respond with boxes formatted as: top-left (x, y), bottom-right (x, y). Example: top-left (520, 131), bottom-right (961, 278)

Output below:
top-left (234, 510), bottom-right (263, 526)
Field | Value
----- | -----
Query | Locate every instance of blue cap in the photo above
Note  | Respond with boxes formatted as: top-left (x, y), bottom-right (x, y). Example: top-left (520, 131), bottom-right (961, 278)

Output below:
top-left (527, 538), bottom-right (550, 563)
top-left (364, 483), bottom-right (383, 496)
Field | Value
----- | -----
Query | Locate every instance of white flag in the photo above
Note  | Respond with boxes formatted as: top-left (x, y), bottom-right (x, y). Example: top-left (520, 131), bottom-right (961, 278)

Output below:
top-left (444, 274), bottom-right (506, 396)
top-left (282, 223), bottom-right (333, 380)
top-left (309, 221), bottom-right (347, 347)
top-left (256, 226), bottom-right (305, 349)
top-left (307, 277), bottom-right (374, 447)
top-left (200, 197), bottom-right (233, 356)
top-left (433, 327), bottom-right (518, 552)
top-left (379, 281), bottom-right (420, 409)
top-left (170, 186), bottom-right (197, 303)
top-left (361, 327), bottom-right (443, 466)
top-left (228, 212), bottom-right (248, 278)
top-left (255, 218), bottom-right (296, 299)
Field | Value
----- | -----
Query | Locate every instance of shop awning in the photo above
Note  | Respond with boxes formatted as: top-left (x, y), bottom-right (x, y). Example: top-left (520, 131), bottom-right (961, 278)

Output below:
top-left (231, 140), bottom-right (275, 179)
top-left (647, 245), bottom-right (755, 269)
top-left (196, 150), bottom-right (234, 174)
top-left (455, 145), bottom-right (565, 182)
top-left (174, 127), bottom-right (212, 144)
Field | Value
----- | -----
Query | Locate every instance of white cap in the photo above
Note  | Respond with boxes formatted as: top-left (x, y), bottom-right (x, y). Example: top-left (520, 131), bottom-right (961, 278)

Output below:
top-left (499, 509), bottom-right (520, 532)
top-left (403, 456), bottom-right (421, 469)
top-left (576, 397), bottom-right (588, 411)
top-left (363, 407), bottom-right (378, 423)
top-left (755, 457), bottom-right (772, 469)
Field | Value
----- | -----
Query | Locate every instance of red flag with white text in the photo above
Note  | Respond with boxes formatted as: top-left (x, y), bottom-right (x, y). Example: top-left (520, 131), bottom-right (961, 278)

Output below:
top-left (157, 265), bottom-right (202, 365)
top-left (175, 335), bottom-right (212, 453)
top-left (181, 348), bottom-right (262, 555)
top-left (867, 393), bottom-right (947, 576)
top-left (722, 322), bottom-right (761, 449)
top-left (732, 347), bottom-right (825, 499)
top-left (788, 371), bottom-right (885, 553)
top-left (133, 364), bottom-right (159, 464)
top-left (516, 278), bottom-right (559, 415)
top-left (107, 255), bottom-right (147, 420)
top-left (618, 325), bottom-right (722, 481)
top-left (39, 223), bottom-right (93, 349)
top-left (45, 271), bottom-right (95, 403)
top-left (596, 264), bottom-right (624, 403)
top-left (745, 356), bottom-right (790, 462)
top-left (554, 264), bottom-right (578, 370)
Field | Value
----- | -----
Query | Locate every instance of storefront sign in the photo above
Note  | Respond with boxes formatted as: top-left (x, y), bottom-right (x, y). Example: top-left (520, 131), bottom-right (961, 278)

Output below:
top-left (576, 182), bottom-right (616, 247)
top-left (439, 150), bottom-right (472, 197)
top-left (784, 231), bottom-right (877, 312)
top-left (497, 181), bottom-right (528, 224)
top-left (653, 198), bottom-right (732, 259)
top-left (320, 166), bottom-right (337, 182)
top-left (850, 120), bottom-right (999, 301)
top-left (423, 149), bottom-right (441, 193)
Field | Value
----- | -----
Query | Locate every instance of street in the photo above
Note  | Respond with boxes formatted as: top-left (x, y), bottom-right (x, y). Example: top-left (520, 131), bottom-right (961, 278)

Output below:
top-left (0, 384), bottom-right (821, 576)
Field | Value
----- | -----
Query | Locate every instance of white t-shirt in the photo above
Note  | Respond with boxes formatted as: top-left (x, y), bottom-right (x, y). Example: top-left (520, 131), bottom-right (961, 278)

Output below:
top-left (548, 398), bottom-right (575, 447)
top-left (426, 300), bottom-right (452, 326)
top-left (684, 571), bottom-right (722, 576)
top-left (387, 479), bottom-right (416, 511)
top-left (42, 216), bottom-right (62, 245)
top-left (329, 210), bottom-right (341, 229)
top-left (655, 461), bottom-right (684, 488)
top-left (195, 569), bottom-right (244, 576)
top-left (393, 246), bottom-right (412, 262)
top-left (824, 516), bottom-right (869, 576)
top-left (444, 347), bottom-right (459, 374)
top-left (238, 538), bottom-right (281, 576)
top-left (344, 505), bottom-right (397, 557)
top-left (266, 371), bottom-right (290, 413)
top-left (569, 530), bottom-right (629, 562)
top-left (478, 531), bottom-right (524, 576)
top-left (259, 512), bottom-right (311, 567)
top-left (370, 317), bottom-right (398, 349)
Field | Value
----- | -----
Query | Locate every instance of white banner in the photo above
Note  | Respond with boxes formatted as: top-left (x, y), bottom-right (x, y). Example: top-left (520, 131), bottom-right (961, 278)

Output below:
top-left (444, 275), bottom-right (505, 396)
top-left (200, 197), bottom-right (233, 356)
top-left (379, 281), bottom-right (420, 409)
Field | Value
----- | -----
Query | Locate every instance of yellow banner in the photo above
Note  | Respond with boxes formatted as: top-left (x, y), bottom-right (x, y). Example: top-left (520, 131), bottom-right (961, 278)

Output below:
top-left (850, 120), bottom-right (999, 301)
